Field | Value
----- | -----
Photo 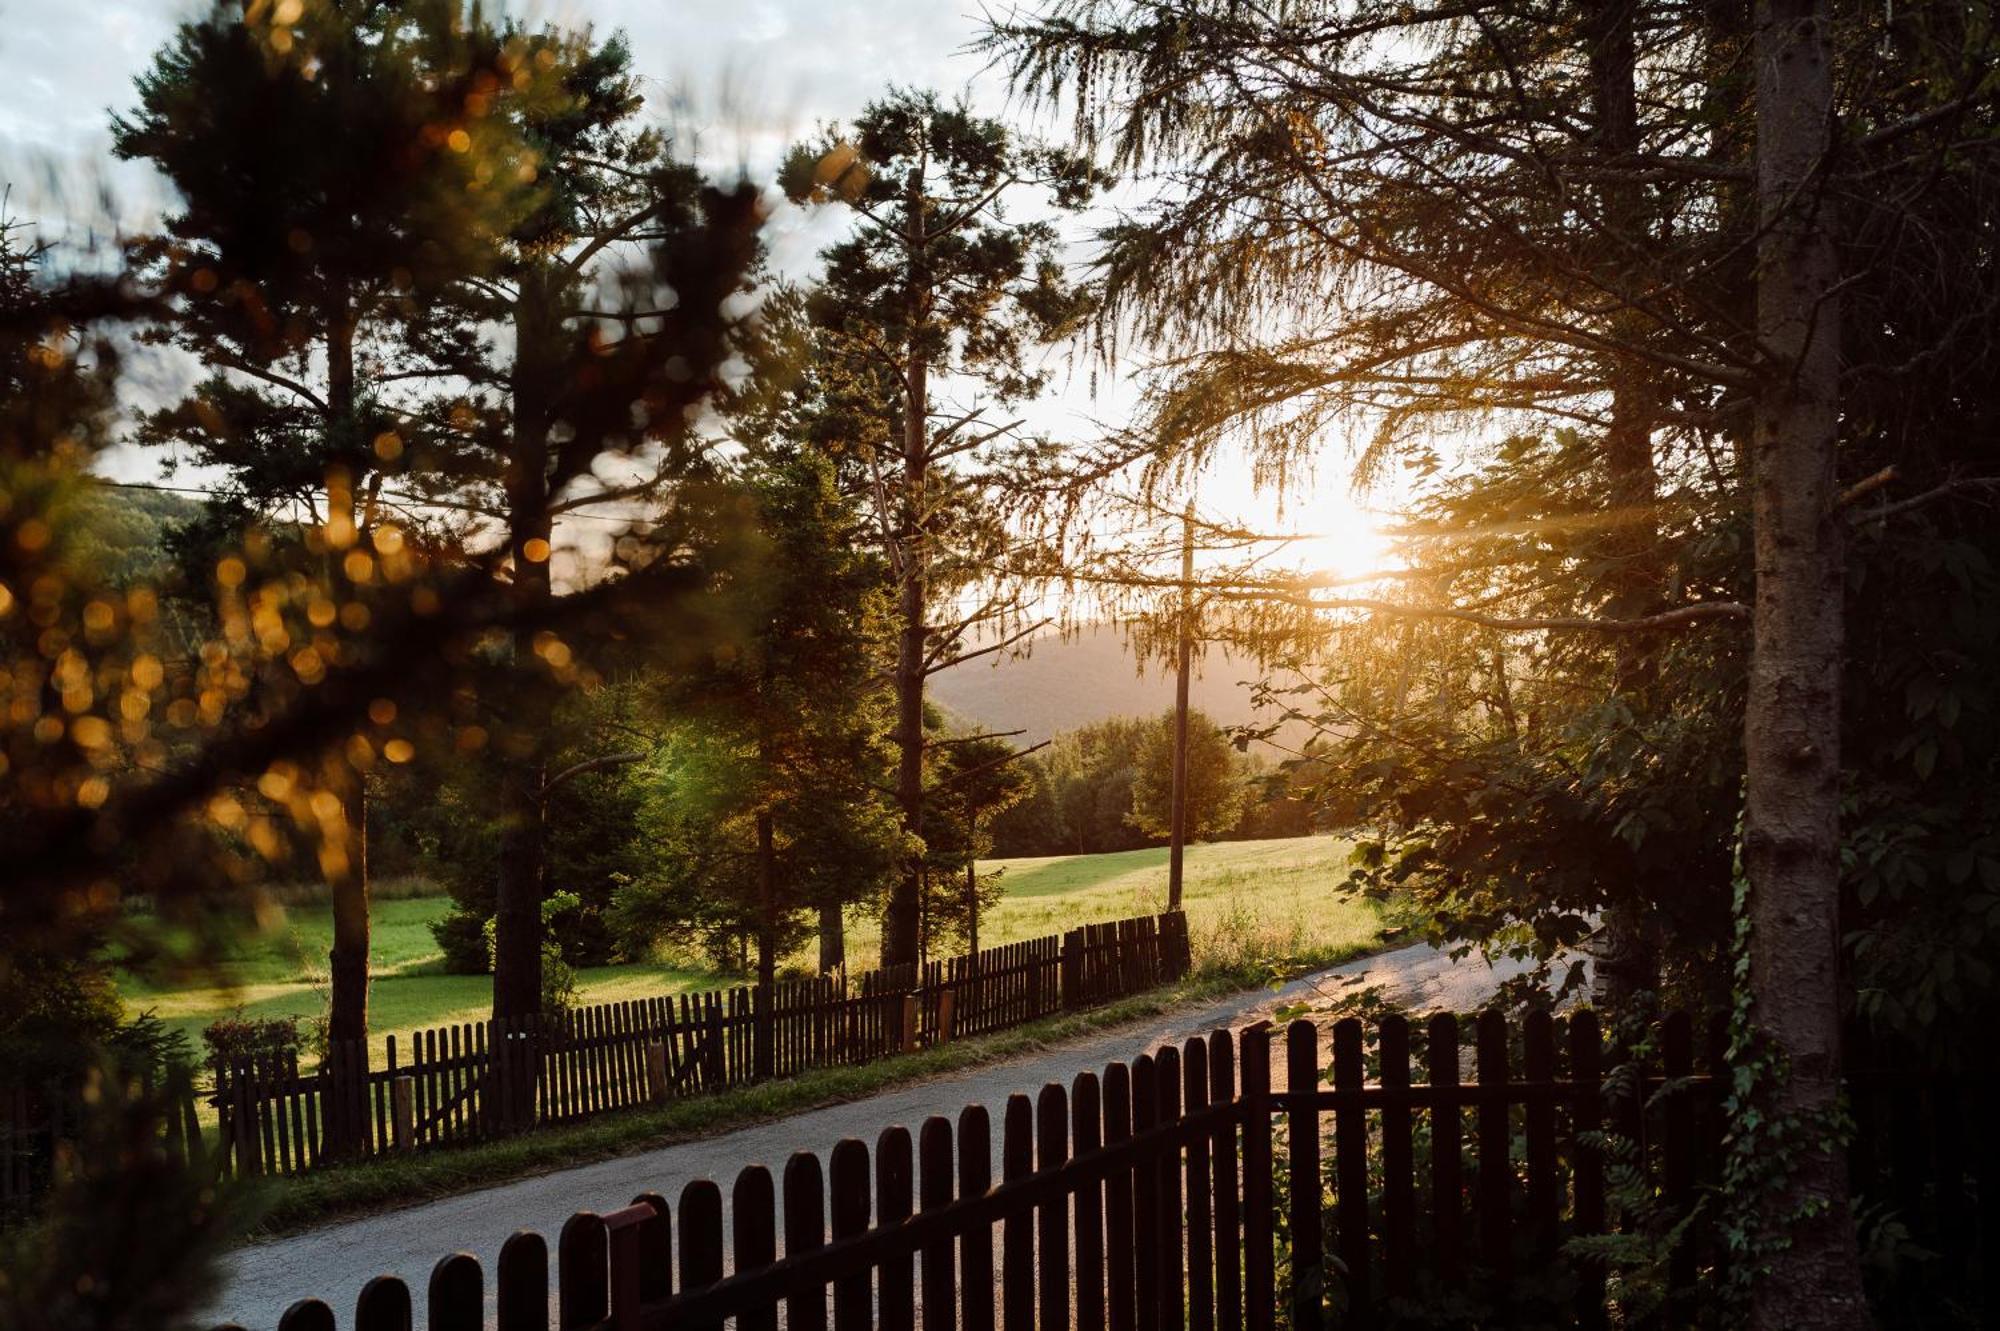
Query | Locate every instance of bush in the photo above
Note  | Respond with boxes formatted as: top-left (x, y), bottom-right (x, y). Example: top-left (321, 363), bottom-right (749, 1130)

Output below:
top-left (200, 1012), bottom-right (300, 1067)
top-left (430, 908), bottom-right (493, 975)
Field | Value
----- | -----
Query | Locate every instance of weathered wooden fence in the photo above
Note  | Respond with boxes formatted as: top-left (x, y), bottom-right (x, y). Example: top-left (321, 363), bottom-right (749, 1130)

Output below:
top-left (209, 1008), bottom-right (1997, 1331)
top-left (198, 911), bottom-right (1190, 1179)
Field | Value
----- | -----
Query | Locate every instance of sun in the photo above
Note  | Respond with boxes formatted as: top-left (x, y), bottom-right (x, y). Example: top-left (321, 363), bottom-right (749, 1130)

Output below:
top-left (1281, 492), bottom-right (1392, 584)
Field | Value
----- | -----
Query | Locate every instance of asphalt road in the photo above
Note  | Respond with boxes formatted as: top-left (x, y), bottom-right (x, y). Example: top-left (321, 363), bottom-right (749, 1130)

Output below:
top-left (208, 940), bottom-right (1555, 1330)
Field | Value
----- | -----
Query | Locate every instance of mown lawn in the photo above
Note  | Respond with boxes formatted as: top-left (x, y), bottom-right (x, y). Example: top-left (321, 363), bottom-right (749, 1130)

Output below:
top-left (119, 834), bottom-right (1378, 1067)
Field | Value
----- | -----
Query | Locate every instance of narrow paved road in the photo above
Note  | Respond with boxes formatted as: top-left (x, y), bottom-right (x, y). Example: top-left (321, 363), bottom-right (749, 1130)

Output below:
top-left (210, 941), bottom-right (1558, 1330)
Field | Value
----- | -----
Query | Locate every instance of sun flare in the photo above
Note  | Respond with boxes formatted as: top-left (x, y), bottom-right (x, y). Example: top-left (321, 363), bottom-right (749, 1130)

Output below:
top-left (1276, 492), bottom-right (1393, 584)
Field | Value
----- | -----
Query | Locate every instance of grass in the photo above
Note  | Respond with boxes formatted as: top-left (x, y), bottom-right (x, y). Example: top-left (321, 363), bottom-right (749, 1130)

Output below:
top-left (243, 965), bottom-right (1306, 1237)
top-left (119, 834), bottom-right (1378, 1070)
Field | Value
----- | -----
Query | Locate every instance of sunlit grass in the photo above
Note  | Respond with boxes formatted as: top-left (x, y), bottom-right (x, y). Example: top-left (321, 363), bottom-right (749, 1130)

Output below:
top-left (118, 835), bottom-right (1378, 1069)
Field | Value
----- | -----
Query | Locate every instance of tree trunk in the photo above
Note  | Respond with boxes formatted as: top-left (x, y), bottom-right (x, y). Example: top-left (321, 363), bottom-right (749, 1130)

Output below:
top-left (1167, 500), bottom-right (1194, 911)
top-left (965, 858), bottom-right (979, 959)
top-left (883, 158), bottom-right (931, 971)
top-left (325, 773), bottom-right (369, 1045)
top-left (492, 267), bottom-right (558, 1023)
top-left (756, 810), bottom-right (777, 993)
top-left (1744, 2), bottom-right (1866, 1324)
top-left (818, 904), bottom-right (845, 975)
top-left (323, 287), bottom-right (371, 1049)
top-left (1587, 0), bottom-right (1667, 1011)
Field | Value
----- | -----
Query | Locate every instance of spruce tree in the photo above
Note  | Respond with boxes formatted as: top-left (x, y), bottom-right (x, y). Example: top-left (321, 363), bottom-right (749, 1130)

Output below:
top-left (780, 89), bottom-right (1103, 969)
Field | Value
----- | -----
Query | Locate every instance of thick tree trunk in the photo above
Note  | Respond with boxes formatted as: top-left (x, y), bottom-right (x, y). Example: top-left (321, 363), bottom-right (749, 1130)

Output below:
top-left (883, 163), bottom-right (931, 971)
top-left (323, 290), bottom-right (371, 1049)
top-left (1744, 2), bottom-right (1866, 1325)
top-left (1589, 0), bottom-right (1666, 1010)
top-left (325, 775), bottom-right (369, 1044)
top-left (818, 904), bottom-right (845, 975)
top-left (492, 268), bottom-right (558, 1023)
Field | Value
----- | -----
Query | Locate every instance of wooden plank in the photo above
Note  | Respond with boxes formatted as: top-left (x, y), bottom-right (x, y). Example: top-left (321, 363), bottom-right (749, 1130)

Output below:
top-left (627, 1191), bottom-right (672, 1305)
top-left (1156, 1044), bottom-right (1186, 1331)
top-left (558, 1212), bottom-right (607, 1331)
top-left (1240, 1026), bottom-right (1275, 1331)
top-left (879, 1125), bottom-right (917, 1331)
top-left (920, 1117), bottom-right (957, 1331)
top-left (679, 1179), bottom-right (726, 1331)
top-left (1133, 1054), bottom-right (1161, 1331)
top-left (1103, 1063), bottom-right (1136, 1331)
top-left (1208, 1031), bottom-right (1241, 1331)
top-left (1293, 1020), bottom-right (1330, 1331)
top-left (1568, 1012), bottom-right (1607, 1330)
top-left (1182, 1039), bottom-right (1215, 1331)
top-left (831, 1138), bottom-right (873, 1331)
top-left (785, 1151), bottom-right (829, 1331)
top-left (355, 1274), bottom-right (413, 1331)
top-left (1001, 1093), bottom-right (1035, 1331)
top-left (1071, 1073), bottom-right (1106, 1331)
top-left (278, 1300), bottom-right (335, 1331)
top-left (734, 1166), bottom-right (780, 1331)
top-left (1475, 1010), bottom-right (1512, 1278)
top-left (1378, 1015), bottom-right (1415, 1301)
top-left (1523, 1011), bottom-right (1560, 1269)
top-left (958, 1105), bottom-right (996, 1331)
top-left (1427, 1014), bottom-right (1464, 1284)
top-left (1037, 1083), bottom-right (1072, 1331)
top-left (428, 1252), bottom-right (483, 1331)
top-left (1661, 1010), bottom-right (1696, 1308)
top-left (498, 1230), bottom-right (549, 1331)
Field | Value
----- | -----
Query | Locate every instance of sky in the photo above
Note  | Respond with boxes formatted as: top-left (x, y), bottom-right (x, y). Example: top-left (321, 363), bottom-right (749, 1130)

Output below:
top-left (0, 0), bottom-right (1394, 594)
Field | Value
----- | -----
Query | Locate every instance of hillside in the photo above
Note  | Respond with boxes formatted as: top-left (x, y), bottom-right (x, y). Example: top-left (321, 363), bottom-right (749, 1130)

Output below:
top-left (929, 622), bottom-right (1293, 744)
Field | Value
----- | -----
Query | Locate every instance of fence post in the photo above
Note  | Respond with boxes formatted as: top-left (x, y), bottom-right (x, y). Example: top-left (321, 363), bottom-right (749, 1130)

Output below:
top-left (937, 988), bottom-right (956, 1043)
top-left (391, 1076), bottom-right (415, 1153)
top-left (901, 994), bottom-right (921, 1054)
top-left (754, 984), bottom-right (774, 1081)
top-left (1061, 929), bottom-right (1084, 1010)
top-left (645, 1041), bottom-right (669, 1105)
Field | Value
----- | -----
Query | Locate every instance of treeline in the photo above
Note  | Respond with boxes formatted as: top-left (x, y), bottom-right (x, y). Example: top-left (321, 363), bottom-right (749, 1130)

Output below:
top-left (986, 711), bottom-right (1315, 859)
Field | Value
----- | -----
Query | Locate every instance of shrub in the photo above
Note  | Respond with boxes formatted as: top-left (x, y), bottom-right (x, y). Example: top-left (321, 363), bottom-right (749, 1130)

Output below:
top-left (200, 1012), bottom-right (300, 1068)
top-left (431, 907), bottom-right (493, 975)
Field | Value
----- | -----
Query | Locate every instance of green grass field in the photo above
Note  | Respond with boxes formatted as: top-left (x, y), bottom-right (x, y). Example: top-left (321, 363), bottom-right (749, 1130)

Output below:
top-left (119, 834), bottom-right (1378, 1067)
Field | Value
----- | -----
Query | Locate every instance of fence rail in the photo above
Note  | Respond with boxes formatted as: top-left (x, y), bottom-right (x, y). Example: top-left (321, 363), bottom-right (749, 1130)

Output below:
top-left (208, 1006), bottom-right (1996, 1331)
top-left (0, 911), bottom-right (1190, 1195)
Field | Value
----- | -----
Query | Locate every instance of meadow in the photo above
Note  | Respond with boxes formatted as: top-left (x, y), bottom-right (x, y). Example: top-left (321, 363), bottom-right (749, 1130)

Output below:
top-left (120, 834), bottom-right (1381, 1068)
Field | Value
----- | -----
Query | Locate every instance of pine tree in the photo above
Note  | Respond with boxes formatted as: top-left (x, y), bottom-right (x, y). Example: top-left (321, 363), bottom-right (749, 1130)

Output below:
top-left (780, 89), bottom-right (1104, 968)
top-left (111, 0), bottom-right (541, 1046)
top-left (615, 451), bottom-right (903, 997)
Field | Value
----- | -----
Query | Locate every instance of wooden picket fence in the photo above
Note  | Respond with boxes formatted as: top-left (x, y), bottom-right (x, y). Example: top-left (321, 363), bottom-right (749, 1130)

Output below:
top-left (202, 911), bottom-right (1191, 1180)
top-left (209, 1007), bottom-right (1998, 1331)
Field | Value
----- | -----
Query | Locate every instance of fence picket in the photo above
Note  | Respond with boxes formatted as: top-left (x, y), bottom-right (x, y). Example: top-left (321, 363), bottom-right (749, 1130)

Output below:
top-left (1239, 1027), bottom-right (1275, 1331)
top-left (354, 1275), bottom-right (412, 1331)
top-left (784, 1152), bottom-right (829, 1331)
top-left (1292, 1021), bottom-right (1329, 1331)
top-left (1036, 1084), bottom-right (1071, 1331)
top-left (830, 1139), bottom-right (872, 1331)
top-left (277, 1300), bottom-right (335, 1331)
top-left (919, 1117), bottom-right (956, 1331)
top-left (1133, 1054), bottom-right (1162, 1331)
top-left (1475, 1010), bottom-right (1512, 1278)
top-left (956, 1105), bottom-right (995, 1331)
top-left (427, 1253), bottom-right (482, 1331)
top-left (1000, 1095), bottom-right (1035, 1331)
top-left (733, 1166), bottom-right (779, 1331)
top-left (1378, 1015), bottom-right (1416, 1301)
top-left (678, 1179), bottom-right (725, 1331)
top-left (1102, 1063), bottom-right (1136, 1331)
top-left (497, 1231), bottom-right (548, 1331)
